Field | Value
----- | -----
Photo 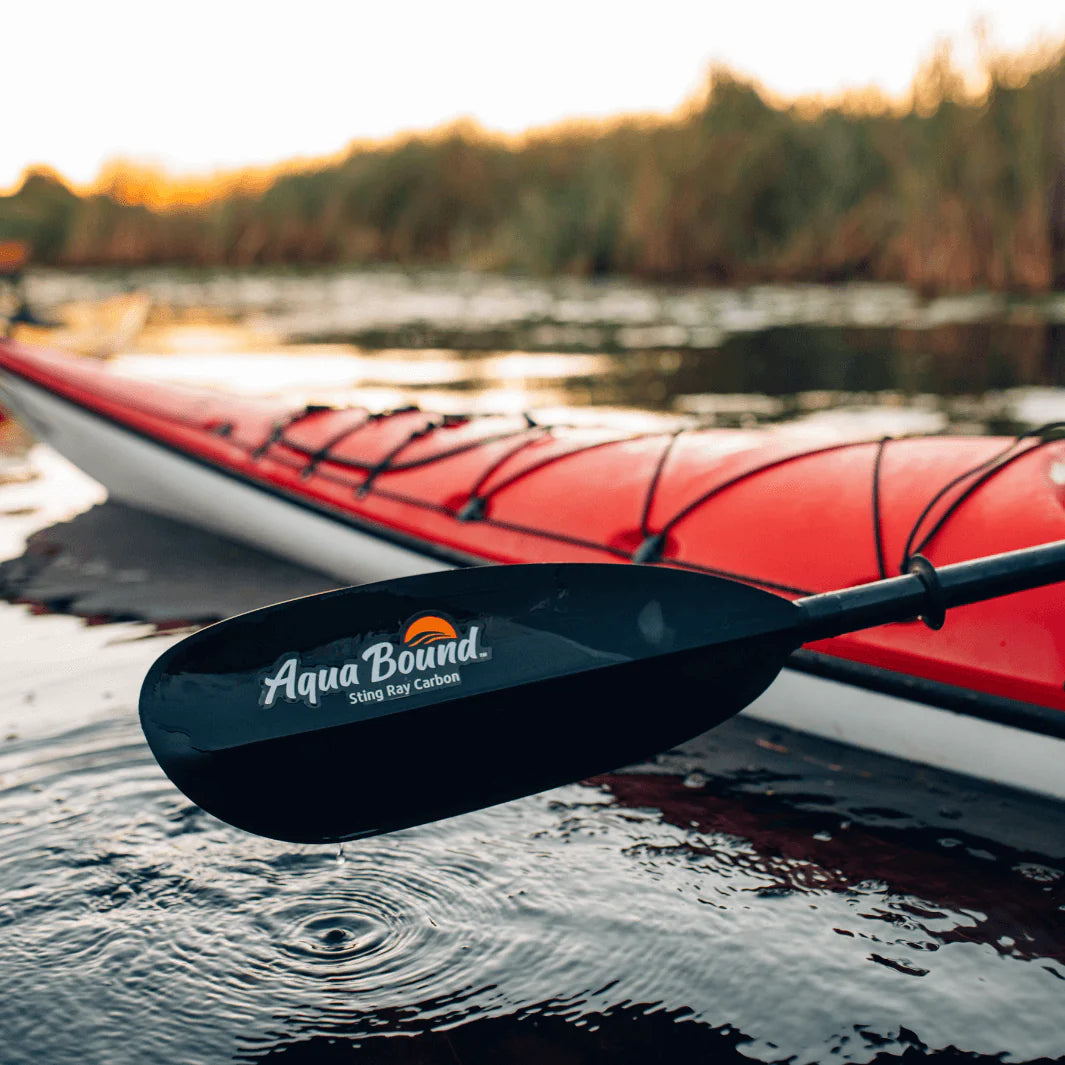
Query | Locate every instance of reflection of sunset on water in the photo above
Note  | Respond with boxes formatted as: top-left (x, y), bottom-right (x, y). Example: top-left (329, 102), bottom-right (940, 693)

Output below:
top-left (10, 272), bottom-right (1065, 437)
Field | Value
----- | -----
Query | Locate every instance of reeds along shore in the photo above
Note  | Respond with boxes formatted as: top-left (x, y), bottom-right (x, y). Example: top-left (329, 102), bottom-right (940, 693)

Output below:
top-left (4, 45), bottom-right (1065, 294)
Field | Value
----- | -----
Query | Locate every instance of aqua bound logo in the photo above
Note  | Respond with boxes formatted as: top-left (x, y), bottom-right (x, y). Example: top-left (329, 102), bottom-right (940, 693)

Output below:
top-left (259, 613), bottom-right (491, 710)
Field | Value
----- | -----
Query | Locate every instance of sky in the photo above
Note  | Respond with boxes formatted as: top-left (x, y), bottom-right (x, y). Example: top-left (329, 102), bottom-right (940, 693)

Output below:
top-left (5, 0), bottom-right (1065, 190)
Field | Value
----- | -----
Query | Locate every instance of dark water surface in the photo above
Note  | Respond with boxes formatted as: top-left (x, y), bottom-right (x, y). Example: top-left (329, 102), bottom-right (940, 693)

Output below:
top-left (3, 271), bottom-right (1065, 1063)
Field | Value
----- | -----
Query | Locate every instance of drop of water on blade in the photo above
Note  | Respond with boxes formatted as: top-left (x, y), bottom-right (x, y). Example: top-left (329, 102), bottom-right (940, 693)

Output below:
top-left (336, 843), bottom-right (345, 866)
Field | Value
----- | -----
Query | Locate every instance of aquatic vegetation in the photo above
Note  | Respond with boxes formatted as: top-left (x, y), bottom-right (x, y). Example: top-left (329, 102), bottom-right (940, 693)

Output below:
top-left (4, 39), bottom-right (1065, 294)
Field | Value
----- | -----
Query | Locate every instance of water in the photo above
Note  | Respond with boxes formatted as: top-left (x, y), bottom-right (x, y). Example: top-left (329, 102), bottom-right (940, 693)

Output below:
top-left (21, 265), bottom-right (1065, 432)
top-left (3, 269), bottom-right (1065, 1064)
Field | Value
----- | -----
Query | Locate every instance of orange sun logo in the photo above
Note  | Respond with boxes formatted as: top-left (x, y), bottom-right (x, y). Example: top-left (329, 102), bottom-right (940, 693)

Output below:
top-left (403, 615), bottom-right (458, 646)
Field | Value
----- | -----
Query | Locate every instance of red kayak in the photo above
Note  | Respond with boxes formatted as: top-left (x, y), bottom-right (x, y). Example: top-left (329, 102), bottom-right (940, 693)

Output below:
top-left (2, 337), bottom-right (1064, 798)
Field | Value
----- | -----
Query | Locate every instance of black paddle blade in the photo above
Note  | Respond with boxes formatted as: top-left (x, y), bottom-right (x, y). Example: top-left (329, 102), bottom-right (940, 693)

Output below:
top-left (140, 563), bottom-right (801, 843)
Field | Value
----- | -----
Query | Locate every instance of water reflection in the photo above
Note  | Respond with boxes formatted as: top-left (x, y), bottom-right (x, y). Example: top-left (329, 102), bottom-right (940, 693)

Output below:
top-left (93, 325), bottom-right (1065, 437)
top-left (0, 499), bottom-right (335, 625)
top-left (37, 272), bottom-right (1056, 434)
top-left (7, 704), bottom-right (1063, 1065)
top-left (236, 1007), bottom-right (752, 1064)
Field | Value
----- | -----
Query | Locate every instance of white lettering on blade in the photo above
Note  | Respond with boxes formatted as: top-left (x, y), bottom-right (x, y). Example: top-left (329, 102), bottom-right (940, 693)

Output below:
top-left (258, 622), bottom-right (491, 710)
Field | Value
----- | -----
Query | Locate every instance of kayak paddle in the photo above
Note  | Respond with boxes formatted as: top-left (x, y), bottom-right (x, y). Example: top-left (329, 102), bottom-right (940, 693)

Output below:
top-left (139, 541), bottom-right (1065, 843)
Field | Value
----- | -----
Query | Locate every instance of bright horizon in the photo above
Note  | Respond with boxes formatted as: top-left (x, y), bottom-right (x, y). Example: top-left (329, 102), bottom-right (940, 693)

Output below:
top-left (5, 0), bottom-right (1065, 192)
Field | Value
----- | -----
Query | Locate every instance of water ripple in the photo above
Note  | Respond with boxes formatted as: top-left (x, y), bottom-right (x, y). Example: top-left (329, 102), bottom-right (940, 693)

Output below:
top-left (3, 704), bottom-right (1065, 1065)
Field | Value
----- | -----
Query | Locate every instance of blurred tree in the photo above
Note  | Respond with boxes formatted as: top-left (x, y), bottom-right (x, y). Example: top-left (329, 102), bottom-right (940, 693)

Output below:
top-left (3, 40), bottom-right (1065, 291)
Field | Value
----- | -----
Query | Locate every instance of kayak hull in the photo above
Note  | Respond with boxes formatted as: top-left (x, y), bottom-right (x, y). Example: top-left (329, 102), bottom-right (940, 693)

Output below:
top-left (3, 338), bottom-right (1065, 801)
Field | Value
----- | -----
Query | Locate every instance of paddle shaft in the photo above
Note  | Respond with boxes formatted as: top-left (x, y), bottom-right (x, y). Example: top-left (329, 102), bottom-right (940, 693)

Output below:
top-left (796, 539), bottom-right (1065, 643)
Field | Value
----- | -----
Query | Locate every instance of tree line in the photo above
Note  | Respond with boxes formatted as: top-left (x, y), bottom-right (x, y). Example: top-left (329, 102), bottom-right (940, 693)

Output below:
top-left (3, 44), bottom-right (1065, 293)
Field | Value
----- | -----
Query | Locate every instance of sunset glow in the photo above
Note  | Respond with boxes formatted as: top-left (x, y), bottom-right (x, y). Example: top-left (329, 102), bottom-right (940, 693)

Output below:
top-left (5, 0), bottom-right (1065, 195)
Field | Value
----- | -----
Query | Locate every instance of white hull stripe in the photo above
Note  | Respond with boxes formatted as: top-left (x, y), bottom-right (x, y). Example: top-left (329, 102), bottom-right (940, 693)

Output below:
top-left (744, 669), bottom-right (1065, 801)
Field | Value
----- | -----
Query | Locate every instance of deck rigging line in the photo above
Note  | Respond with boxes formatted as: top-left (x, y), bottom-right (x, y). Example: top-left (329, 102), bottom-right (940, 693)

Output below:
top-left (233, 399), bottom-right (1065, 601)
